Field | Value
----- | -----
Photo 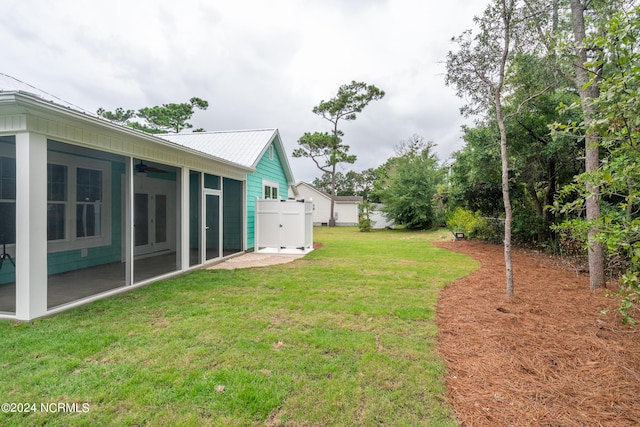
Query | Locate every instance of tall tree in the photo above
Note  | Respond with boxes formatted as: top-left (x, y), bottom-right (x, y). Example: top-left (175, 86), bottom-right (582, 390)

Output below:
top-left (377, 137), bottom-right (444, 229)
top-left (505, 51), bottom-right (583, 240)
top-left (293, 81), bottom-right (385, 226)
top-left (97, 97), bottom-right (209, 134)
top-left (589, 5), bottom-right (640, 319)
top-left (449, 125), bottom-right (504, 217)
top-left (446, 0), bottom-right (524, 296)
top-left (569, 0), bottom-right (606, 290)
top-left (311, 169), bottom-right (378, 199)
top-left (96, 107), bottom-right (135, 124)
top-left (553, 5), bottom-right (640, 320)
top-left (312, 171), bottom-right (350, 196)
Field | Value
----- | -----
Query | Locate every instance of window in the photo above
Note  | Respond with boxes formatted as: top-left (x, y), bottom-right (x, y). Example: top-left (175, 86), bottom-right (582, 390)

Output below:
top-left (46, 148), bottom-right (112, 252)
top-left (263, 180), bottom-right (279, 199)
top-left (204, 173), bottom-right (220, 190)
top-left (76, 168), bottom-right (102, 238)
top-left (134, 193), bottom-right (149, 246)
top-left (47, 164), bottom-right (67, 241)
top-left (155, 194), bottom-right (167, 244)
top-left (0, 156), bottom-right (16, 245)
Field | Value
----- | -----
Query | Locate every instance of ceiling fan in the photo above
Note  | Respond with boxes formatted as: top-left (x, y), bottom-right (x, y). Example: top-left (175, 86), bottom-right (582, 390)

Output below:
top-left (135, 160), bottom-right (167, 174)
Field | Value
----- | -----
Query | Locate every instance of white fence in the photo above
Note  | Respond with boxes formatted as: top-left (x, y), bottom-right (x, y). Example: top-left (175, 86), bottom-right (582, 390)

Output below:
top-left (254, 199), bottom-right (314, 254)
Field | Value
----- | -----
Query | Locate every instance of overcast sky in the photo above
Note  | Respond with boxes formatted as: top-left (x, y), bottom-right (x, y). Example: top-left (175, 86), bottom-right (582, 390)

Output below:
top-left (2, 0), bottom-right (487, 183)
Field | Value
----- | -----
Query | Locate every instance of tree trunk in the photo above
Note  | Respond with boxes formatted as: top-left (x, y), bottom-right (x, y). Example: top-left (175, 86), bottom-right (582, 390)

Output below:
top-left (329, 163), bottom-right (336, 227)
top-left (496, 97), bottom-right (514, 297)
top-left (497, 0), bottom-right (515, 297)
top-left (545, 158), bottom-right (556, 224)
top-left (627, 178), bottom-right (634, 220)
top-left (527, 180), bottom-right (544, 219)
top-left (570, 0), bottom-right (606, 290)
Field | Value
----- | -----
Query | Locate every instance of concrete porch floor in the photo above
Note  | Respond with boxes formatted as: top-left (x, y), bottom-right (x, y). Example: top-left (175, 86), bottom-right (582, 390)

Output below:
top-left (0, 251), bottom-right (304, 315)
top-left (0, 253), bottom-right (178, 314)
top-left (207, 252), bottom-right (304, 270)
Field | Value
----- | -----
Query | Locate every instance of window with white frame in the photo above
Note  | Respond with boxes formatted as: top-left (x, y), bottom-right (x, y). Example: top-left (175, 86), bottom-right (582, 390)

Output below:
top-left (76, 168), bottom-right (103, 238)
top-left (47, 163), bottom-right (67, 241)
top-left (46, 151), bottom-right (111, 251)
top-left (0, 142), bottom-right (111, 250)
top-left (263, 180), bottom-right (279, 199)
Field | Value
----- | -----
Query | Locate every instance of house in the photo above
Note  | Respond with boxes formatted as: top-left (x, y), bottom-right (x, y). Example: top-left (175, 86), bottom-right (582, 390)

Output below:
top-left (0, 75), bottom-right (294, 321)
top-left (159, 129), bottom-right (295, 250)
top-left (369, 203), bottom-right (395, 229)
top-left (293, 182), bottom-right (362, 226)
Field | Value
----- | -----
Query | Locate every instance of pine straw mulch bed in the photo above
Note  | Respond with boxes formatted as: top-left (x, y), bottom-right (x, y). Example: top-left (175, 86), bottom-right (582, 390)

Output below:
top-left (434, 239), bottom-right (640, 426)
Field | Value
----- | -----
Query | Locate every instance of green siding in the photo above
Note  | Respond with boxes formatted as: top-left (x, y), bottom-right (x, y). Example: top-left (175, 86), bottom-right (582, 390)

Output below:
top-left (246, 143), bottom-right (288, 249)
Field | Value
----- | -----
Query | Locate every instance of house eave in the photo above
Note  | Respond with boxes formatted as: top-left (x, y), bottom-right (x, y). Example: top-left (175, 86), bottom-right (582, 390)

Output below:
top-left (0, 91), bottom-right (253, 174)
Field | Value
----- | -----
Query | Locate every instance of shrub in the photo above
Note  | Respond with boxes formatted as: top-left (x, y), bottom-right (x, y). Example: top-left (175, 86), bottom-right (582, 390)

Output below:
top-left (475, 217), bottom-right (504, 243)
top-left (446, 208), bottom-right (479, 236)
top-left (446, 208), bottom-right (505, 242)
top-left (358, 200), bottom-right (375, 232)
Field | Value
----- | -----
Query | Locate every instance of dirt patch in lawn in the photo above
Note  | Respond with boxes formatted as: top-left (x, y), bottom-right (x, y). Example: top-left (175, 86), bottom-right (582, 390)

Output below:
top-left (435, 239), bottom-right (640, 426)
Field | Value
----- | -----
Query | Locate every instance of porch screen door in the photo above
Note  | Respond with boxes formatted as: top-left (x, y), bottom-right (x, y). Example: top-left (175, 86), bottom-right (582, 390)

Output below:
top-left (205, 193), bottom-right (220, 260)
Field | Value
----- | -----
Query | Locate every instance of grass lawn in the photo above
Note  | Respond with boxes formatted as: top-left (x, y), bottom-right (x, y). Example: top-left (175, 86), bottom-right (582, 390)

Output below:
top-left (0, 227), bottom-right (477, 426)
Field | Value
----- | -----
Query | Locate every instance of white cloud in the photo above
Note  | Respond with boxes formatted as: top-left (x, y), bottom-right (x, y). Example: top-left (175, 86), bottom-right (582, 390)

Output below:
top-left (1, 0), bottom-right (488, 183)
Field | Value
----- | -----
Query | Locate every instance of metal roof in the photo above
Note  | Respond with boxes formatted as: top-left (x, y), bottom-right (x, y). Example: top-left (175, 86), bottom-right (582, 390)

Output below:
top-left (0, 73), bottom-right (94, 115)
top-left (160, 129), bottom-right (278, 169)
top-left (1, 74), bottom-right (295, 182)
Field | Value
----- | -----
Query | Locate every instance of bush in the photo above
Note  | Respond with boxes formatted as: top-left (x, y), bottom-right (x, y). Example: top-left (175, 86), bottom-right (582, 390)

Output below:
top-left (446, 208), bottom-right (505, 242)
top-left (475, 217), bottom-right (504, 243)
top-left (358, 200), bottom-right (375, 232)
top-left (446, 208), bottom-right (480, 237)
top-left (512, 209), bottom-right (548, 244)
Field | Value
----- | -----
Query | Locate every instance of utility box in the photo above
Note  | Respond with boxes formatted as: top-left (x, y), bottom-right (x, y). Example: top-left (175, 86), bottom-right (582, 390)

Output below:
top-left (255, 199), bottom-right (314, 254)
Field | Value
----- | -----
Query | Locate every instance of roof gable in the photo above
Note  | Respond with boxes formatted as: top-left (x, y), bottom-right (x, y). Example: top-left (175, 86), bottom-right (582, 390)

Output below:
top-left (160, 129), bottom-right (294, 184)
top-left (295, 182), bottom-right (331, 200)
top-left (294, 182), bottom-right (362, 203)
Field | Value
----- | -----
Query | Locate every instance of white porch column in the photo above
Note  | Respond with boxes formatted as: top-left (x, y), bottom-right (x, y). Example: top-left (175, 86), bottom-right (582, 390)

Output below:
top-left (124, 157), bottom-right (133, 286)
top-left (180, 168), bottom-right (190, 271)
top-left (15, 132), bottom-right (47, 320)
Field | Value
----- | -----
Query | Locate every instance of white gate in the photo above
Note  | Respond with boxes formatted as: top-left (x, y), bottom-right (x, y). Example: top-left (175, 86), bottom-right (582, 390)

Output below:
top-left (255, 199), bottom-right (313, 254)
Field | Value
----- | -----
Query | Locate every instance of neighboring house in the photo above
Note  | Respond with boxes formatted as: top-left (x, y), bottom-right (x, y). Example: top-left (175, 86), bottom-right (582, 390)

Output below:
top-left (369, 203), bottom-right (395, 229)
top-left (0, 75), bottom-right (294, 321)
top-left (293, 182), bottom-right (362, 226)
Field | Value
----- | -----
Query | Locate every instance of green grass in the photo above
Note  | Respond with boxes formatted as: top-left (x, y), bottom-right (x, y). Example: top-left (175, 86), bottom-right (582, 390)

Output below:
top-left (0, 227), bottom-right (477, 426)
